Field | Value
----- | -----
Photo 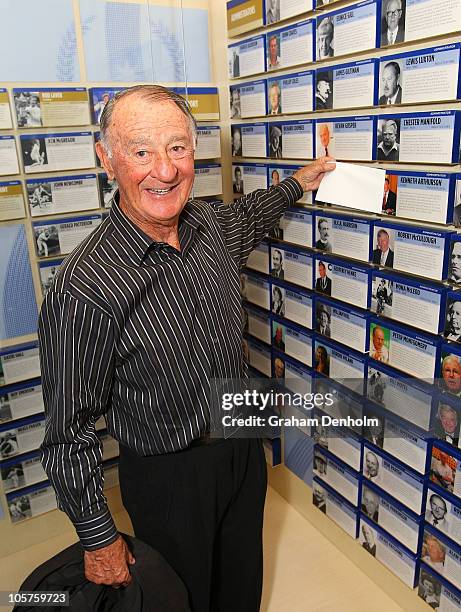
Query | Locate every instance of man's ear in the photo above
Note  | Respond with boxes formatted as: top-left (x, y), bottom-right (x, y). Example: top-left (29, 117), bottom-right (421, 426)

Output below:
top-left (95, 141), bottom-right (115, 180)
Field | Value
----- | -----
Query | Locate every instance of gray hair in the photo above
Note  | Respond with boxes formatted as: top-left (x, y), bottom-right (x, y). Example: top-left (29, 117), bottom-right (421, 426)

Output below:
top-left (382, 119), bottom-right (398, 134)
top-left (318, 17), bottom-right (334, 37)
top-left (99, 85), bottom-right (198, 156)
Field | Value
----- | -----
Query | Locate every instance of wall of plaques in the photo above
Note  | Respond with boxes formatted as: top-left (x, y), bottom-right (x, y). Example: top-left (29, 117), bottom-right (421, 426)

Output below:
top-left (0, 0), bottom-right (225, 553)
top-left (228, 0), bottom-right (461, 606)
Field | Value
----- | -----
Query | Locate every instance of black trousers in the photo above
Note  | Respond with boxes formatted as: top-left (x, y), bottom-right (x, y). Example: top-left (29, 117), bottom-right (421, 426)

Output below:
top-left (119, 438), bottom-right (267, 612)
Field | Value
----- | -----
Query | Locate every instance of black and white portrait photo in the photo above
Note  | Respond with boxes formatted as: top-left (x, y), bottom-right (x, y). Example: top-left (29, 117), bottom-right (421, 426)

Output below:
top-left (315, 303), bottom-right (331, 337)
top-left (34, 225), bottom-right (60, 258)
top-left (269, 125), bottom-right (283, 158)
top-left (425, 492), bottom-right (450, 534)
top-left (231, 125), bottom-right (242, 156)
top-left (377, 119), bottom-right (400, 162)
top-left (27, 182), bottom-right (52, 213)
top-left (361, 487), bottom-right (380, 521)
top-left (379, 60), bottom-right (403, 105)
top-left (381, 0), bottom-right (406, 47)
top-left (22, 137), bottom-right (48, 169)
top-left (315, 71), bottom-right (333, 111)
top-left (313, 481), bottom-right (326, 513)
top-left (266, 0), bottom-right (280, 24)
top-left (445, 298), bottom-right (461, 343)
top-left (233, 165), bottom-right (244, 194)
top-left (230, 87), bottom-right (241, 119)
top-left (372, 277), bottom-right (393, 316)
top-left (317, 18), bottom-right (334, 60)
top-left (271, 248), bottom-right (285, 279)
top-left (13, 91), bottom-right (42, 127)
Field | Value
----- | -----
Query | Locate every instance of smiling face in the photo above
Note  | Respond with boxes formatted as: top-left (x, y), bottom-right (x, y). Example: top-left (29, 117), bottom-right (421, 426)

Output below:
top-left (442, 357), bottom-right (461, 392)
top-left (96, 96), bottom-right (195, 229)
top-left (440, 407), bottom-right (458, 433)
top-left (269, 84), bottom-right (280, 111)
top-left (430, 495), bottom-right (447, 520)
top-left (377, 230), bottom-right (390, 252)
top-left (372, 327), bottom-right (386, 352)
top-left (386, 0), bottom-right (402, 30)
top-left (427, 538), bottom-right (445, 563)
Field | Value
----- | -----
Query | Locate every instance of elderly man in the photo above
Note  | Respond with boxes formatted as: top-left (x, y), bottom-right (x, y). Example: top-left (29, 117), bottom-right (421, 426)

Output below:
top-left (441, 354), bottom-right (461, 396)
top-left (381, 0), bottom-right (405, 46)
top-left (318, 123), bottom-right (332, 157)
top-left (361, 488), bottom-right (380, 521)
top-left (38, 85), bottom-right (333, 612)
top-left (377, 119), bottom-right (400, 161)
top-left (370, 325), bottom-right (390, 363)
top-left (364, 451), bottom-right (382, 484)
top-left (372, 228), bottom-right (394, 267)
top-left (317, 18), bottom-right (334, 59)
top-left (379, 61), bottom-right (402, 105)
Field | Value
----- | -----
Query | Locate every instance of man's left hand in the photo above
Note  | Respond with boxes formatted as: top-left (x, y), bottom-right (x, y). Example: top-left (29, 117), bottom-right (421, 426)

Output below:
top-left (293, 156), bottom-right (336, 192)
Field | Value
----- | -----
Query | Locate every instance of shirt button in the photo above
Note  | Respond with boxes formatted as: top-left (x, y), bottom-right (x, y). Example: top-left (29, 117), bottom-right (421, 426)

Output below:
top-left (200, 294), bottom-right (205, 300)
top-left (212, 338), bottom-right (218, 343)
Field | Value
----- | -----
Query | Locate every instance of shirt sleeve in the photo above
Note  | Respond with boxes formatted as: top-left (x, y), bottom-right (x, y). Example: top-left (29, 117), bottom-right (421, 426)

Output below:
top-left (214, 176), bottom-right (303, 269)
top-left (38, 290), bottom-right (118, 551)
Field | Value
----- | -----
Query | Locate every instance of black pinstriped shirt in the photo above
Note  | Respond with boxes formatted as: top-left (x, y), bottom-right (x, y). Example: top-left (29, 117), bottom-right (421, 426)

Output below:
top-left (38, 177), bottom-right (303, 550)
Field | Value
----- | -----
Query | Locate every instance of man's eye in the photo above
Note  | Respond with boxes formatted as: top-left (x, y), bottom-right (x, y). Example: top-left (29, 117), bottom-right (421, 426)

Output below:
top-left (136, 150), bottom-right (148, 158)
top-left (171, 146), bottom-right (185, 153)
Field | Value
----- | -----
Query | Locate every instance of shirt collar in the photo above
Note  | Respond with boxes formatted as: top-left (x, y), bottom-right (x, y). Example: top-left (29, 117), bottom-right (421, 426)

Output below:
top-left (378, 141), bottom-right (399, 152)
top-left (109, 191), bottom-right (203, 265)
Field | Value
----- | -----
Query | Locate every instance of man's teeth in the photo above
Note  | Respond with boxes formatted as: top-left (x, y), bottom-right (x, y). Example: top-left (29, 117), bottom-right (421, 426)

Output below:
top-left (149, 188), bottom-right (172, 194)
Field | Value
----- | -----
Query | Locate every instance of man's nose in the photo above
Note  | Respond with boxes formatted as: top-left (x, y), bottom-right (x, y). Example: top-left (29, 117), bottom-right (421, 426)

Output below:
top-left (149, 151), bottom-right (178, 182)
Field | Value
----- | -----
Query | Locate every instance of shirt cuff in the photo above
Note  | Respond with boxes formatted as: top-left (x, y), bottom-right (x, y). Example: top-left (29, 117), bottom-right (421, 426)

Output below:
top-left (276, 176), bottom-right (304, 206)
top-left (73, 507), bottom-right (119, 551)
